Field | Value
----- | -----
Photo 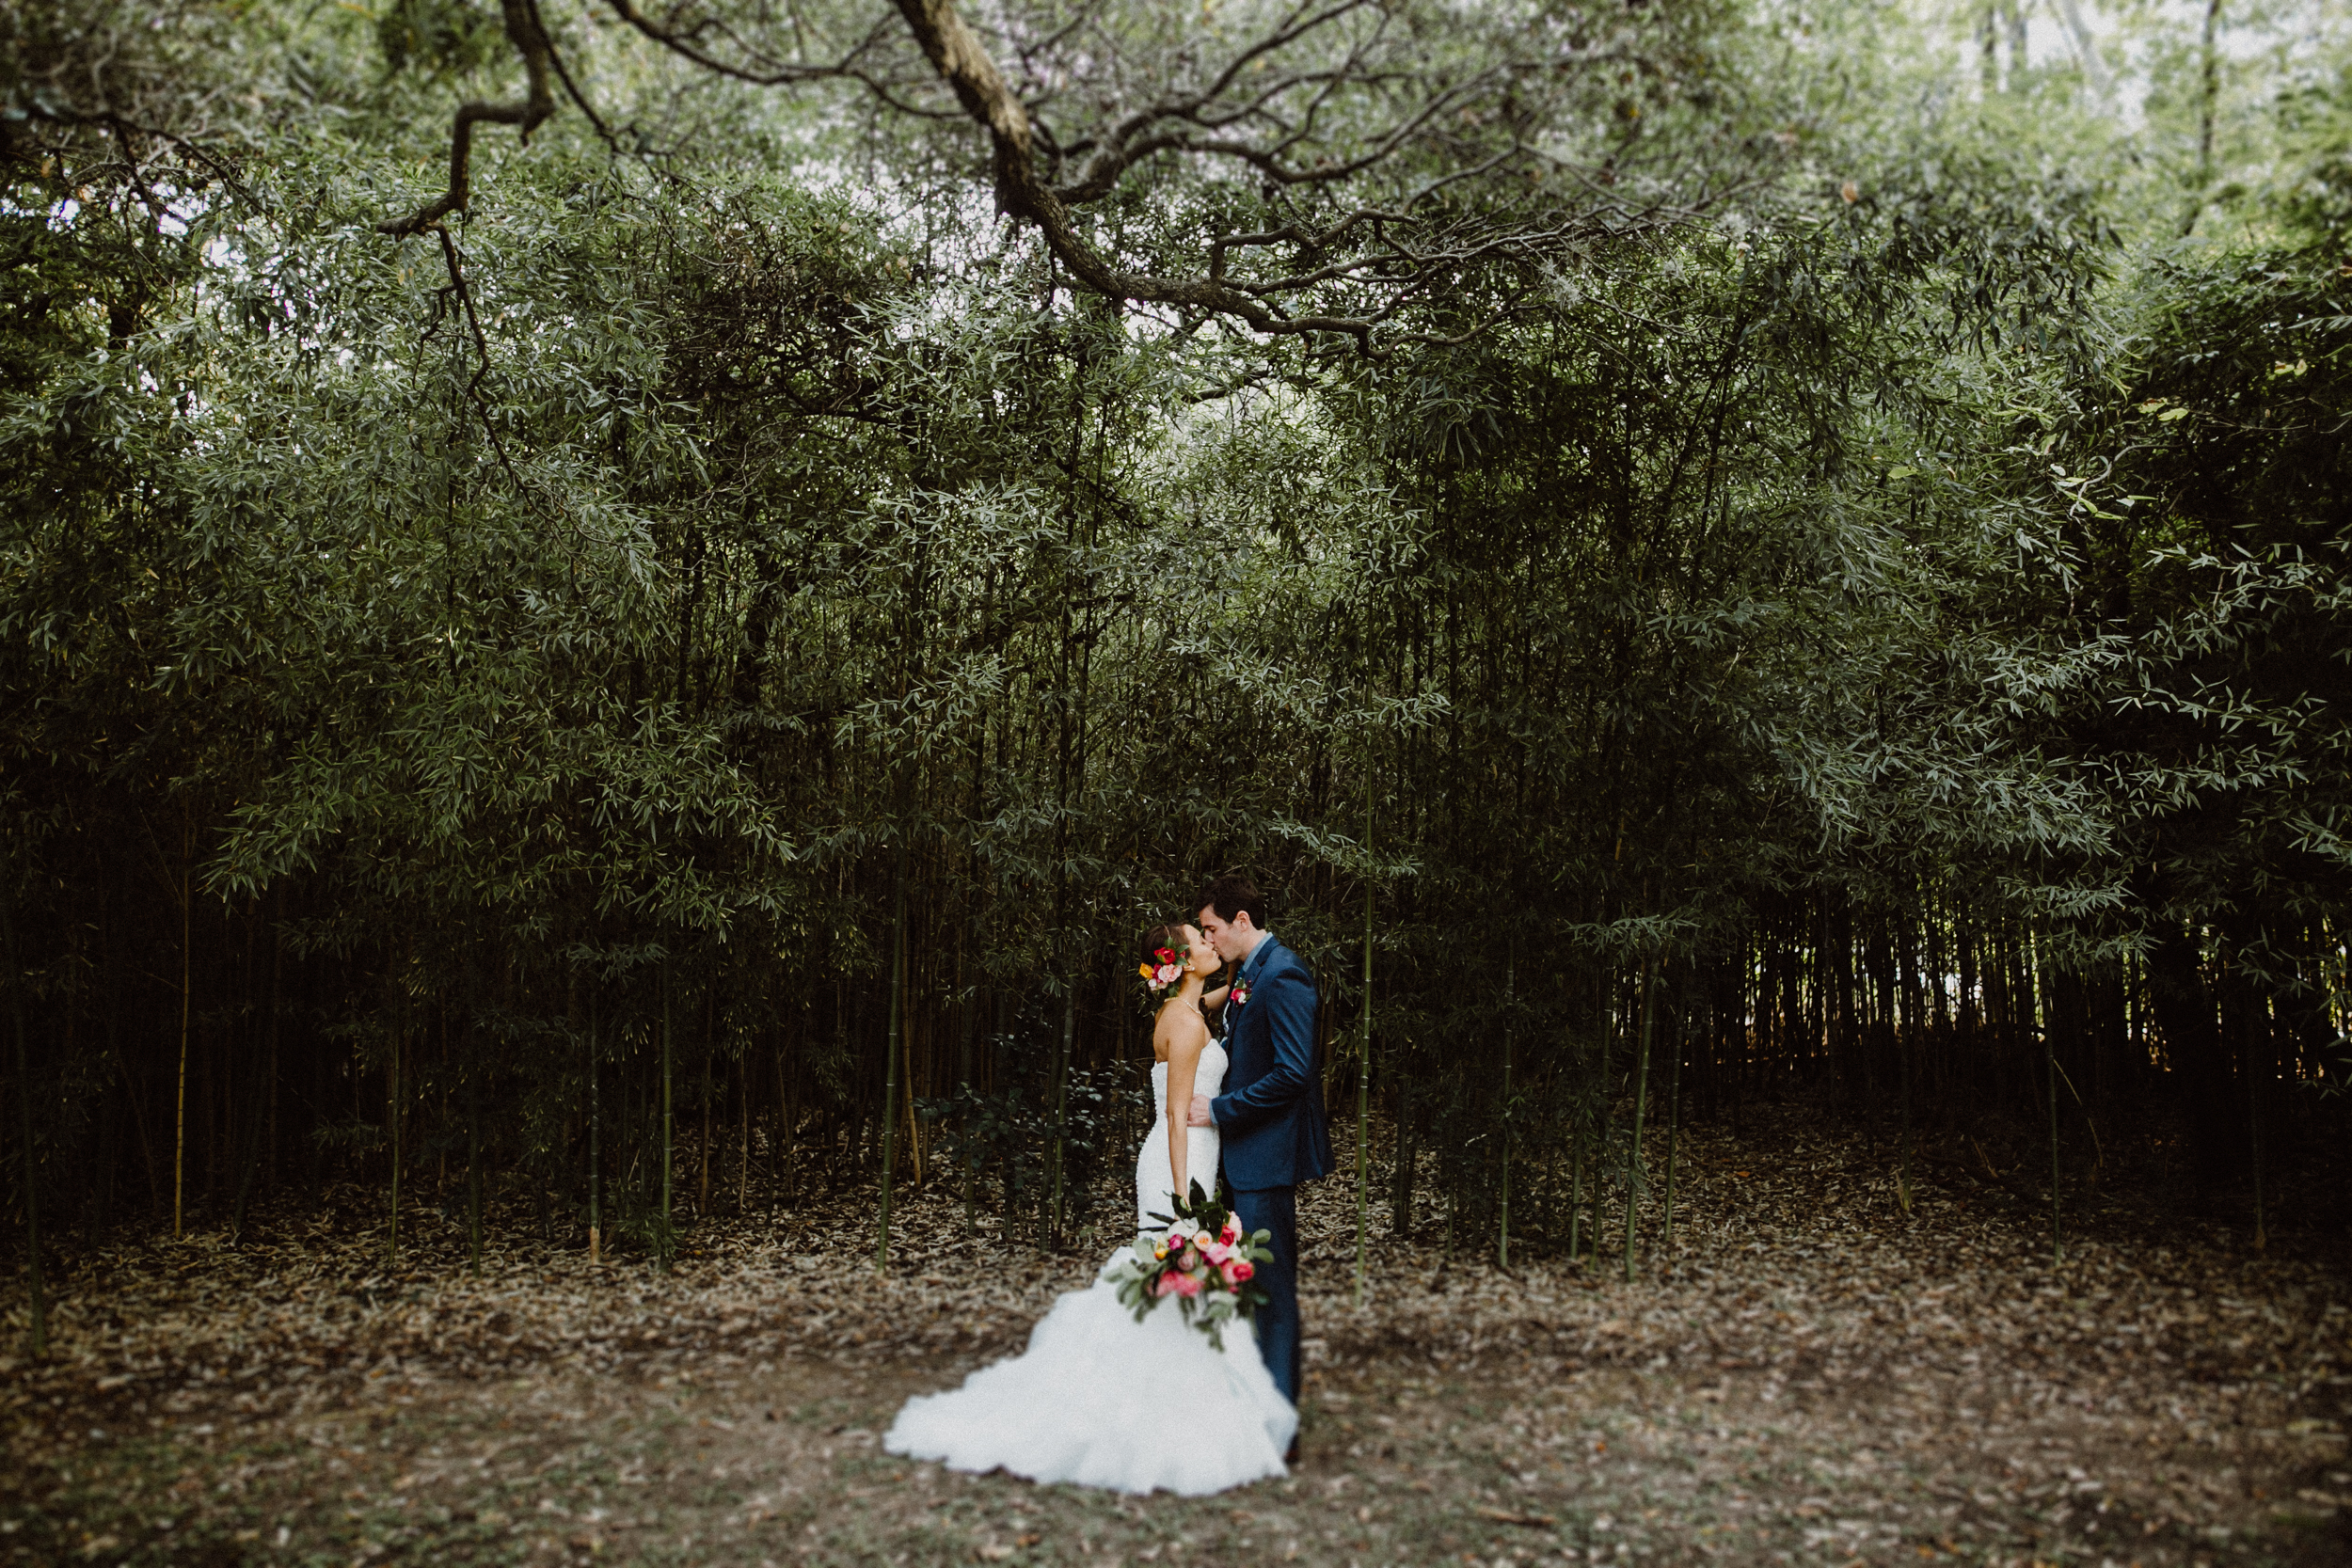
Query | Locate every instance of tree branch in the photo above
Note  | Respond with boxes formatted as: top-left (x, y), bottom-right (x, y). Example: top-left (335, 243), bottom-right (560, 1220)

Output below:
top-left (529, 0), bottom-right (617, 151)
top-left (377, 0), bottom-right (557, 237)
top-left (604, 0), bottom-right (945, 113)
top-left (893, 0), bottom-right (1391, 347)
top-left (373, 0), bottom-right (1756, 350)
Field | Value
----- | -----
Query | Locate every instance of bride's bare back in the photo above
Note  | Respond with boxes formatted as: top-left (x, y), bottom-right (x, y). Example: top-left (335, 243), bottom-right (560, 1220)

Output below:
top-left (1152, 925), bottom-right (1218, 1198)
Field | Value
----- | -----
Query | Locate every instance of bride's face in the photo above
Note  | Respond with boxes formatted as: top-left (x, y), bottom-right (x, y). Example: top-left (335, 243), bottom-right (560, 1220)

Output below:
top-left (1183, 925), bottom-right (1222, 977)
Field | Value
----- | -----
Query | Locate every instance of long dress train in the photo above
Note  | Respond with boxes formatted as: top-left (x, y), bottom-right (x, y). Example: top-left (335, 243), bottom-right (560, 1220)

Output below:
top-left (882, 1042), bottom-right (1295, 1495)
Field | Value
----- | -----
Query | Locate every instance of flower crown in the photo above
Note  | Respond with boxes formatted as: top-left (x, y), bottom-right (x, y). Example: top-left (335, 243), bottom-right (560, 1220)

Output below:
top-left (1137, 945), bottom-right (1187, 994)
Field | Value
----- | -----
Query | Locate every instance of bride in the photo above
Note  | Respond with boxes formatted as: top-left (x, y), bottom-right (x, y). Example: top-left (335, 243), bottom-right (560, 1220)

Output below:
top-left (882, 923), bottom-right (1297, 1495)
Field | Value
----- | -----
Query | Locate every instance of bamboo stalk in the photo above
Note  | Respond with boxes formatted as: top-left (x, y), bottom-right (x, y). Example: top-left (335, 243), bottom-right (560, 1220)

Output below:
top-left (1899, 955), bottom-right (1915, 1218)
top-left (2182, 0), bottom-right (2225, 234)
top-left (1625, 955), bottom-right (1657, 1283)
top-left (960, 953), bottom-right (978, 1229)
top-left (1498, 942), bottom-right (1514, 1272)
top-left (2249, 987), bottom-right (2267, 1252)
top-left (175, 812), bottom-right (191, 1241)
top-left (468, 1051), bottom-right (482, 1276)
top-left (774, 1045), bottom-right (792, 1212)
top-left (1567, 1086), bottom-right (1584, 1264)
top-left (3, 902), bottom-right (45, 1356)
top-left (876, 833), bottom-right (908, 1277)
top-left (661, 961), bottom-right (674, 1274)
top-left (588, 995), bottom-right (601, 1265)
top-left (2047, 1029), bottom-right (2062, 1266)
top-left (1390, 1074), bottom-right (1413, 1241)
top-left (1662, 982), bottom-right (1682, 1255)
top-left (2041, 929), bottom-right (2061, 1269)
top-left (904, 959), bottom-right (923, 1192)
top-left (699, 992), bottom-right (713, 1220)
top-left (387, 1028), bottom-right (400, 1269)
top-left (1355, 761), bottom-right (1374, 1307)
top-left (1049, 990), bottom-right (1072, 1246)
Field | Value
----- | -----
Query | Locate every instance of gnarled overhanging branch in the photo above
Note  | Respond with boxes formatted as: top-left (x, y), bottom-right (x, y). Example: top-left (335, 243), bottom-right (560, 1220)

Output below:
top-left (377, 0), bottom-right (557, 237)
top-left (386, 0), bottom-right (1751, 349)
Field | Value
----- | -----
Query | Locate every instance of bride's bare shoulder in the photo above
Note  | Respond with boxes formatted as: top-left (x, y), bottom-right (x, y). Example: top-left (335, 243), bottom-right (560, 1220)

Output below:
top-left (1152, 1004), bottom-right (1210, 1063)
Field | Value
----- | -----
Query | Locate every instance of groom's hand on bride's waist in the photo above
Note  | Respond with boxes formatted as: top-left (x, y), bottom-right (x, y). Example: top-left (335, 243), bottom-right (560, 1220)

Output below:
top-left (1187, 1095), bottom-right (1216, 1128)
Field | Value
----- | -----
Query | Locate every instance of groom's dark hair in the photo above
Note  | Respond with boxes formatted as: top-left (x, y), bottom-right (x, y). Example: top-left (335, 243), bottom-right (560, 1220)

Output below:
top-left (1195, 875), bottom-right (1267, 928)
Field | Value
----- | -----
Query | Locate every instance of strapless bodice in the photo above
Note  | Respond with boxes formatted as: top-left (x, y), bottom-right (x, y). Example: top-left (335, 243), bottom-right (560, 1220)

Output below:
top-left (1151, 1042), bottom-right (1228, 1115)
top-left (1139, 1043), bottom-right (1226, 1226)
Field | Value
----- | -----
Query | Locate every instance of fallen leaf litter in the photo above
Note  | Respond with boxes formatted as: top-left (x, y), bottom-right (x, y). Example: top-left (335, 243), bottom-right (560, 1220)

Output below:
top-left (1, 1110), bottom-right (2344, 1566)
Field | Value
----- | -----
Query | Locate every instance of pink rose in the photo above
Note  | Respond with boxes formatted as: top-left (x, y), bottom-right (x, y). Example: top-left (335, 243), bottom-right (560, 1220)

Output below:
top-left (1153, 1274), bottom-right (1182, 1298)
top-left (1229, 1259), bottom-right (1254, 1283)
top-left (1221, 1215), bottom-right (1241, 1243)
top-left (1171, 1272), bottom-right (1203, 1298)
top-left (1202, 1241), bottom-right (1231, 1266)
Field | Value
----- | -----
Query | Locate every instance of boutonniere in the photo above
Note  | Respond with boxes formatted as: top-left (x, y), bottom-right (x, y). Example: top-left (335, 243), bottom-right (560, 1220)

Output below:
top-left (1230, 979), bottom-right (1252, 1008)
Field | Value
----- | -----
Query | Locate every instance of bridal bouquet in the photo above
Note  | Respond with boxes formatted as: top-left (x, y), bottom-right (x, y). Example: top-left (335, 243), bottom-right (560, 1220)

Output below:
top-left (1105, 1180), bottom-right (1275, 1351)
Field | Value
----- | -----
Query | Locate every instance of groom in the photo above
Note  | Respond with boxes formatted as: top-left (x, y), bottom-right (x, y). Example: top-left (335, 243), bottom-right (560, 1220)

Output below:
top-left (1187, 875), bottom-right (1331, 1426)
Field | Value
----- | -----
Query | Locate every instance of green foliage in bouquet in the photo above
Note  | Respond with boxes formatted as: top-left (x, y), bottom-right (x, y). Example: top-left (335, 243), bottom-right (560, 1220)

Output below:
top-left (1105, 1181), bottom-right (1275, 1352)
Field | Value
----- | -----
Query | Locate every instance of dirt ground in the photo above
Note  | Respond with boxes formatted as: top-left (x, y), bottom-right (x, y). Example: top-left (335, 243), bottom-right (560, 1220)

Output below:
top-left (3, 1115), bottom-right (2347, 1567)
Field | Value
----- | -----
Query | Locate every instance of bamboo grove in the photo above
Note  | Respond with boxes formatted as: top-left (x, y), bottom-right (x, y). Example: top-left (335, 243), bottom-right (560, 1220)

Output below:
top-left (6, 0), bottom-right (2352, 1354)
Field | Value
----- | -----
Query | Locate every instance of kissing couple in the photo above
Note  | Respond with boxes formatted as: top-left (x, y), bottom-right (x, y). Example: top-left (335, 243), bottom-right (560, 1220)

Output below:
top-left (884, 875), bottom-right (1335, 1495)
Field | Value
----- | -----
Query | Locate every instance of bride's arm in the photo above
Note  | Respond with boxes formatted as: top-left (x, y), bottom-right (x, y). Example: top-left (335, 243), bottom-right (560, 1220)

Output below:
top-left (1162, 1021), bottom-right (1207, 1201)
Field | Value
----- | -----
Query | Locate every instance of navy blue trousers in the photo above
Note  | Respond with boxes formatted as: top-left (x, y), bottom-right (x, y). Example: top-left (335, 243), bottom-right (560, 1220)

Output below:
top-left (1228, 1184), bottom-right (1300, 1405)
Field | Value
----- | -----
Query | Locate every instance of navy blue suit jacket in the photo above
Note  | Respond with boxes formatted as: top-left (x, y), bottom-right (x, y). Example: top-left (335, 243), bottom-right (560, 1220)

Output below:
top-left (1211, 936), bottom-right (1334, 1191)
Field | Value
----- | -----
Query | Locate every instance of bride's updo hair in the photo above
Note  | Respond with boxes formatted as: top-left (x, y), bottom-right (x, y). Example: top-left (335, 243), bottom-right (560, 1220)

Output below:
top-left (1137, 924), bottom-right (1189, 995)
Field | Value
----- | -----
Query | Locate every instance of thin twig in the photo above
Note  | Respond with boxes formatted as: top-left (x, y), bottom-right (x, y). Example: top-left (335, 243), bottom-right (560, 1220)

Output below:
top-left (430, 225), bottom-right (543, 518)
top-left (529, 0), bottom-right (618, 151)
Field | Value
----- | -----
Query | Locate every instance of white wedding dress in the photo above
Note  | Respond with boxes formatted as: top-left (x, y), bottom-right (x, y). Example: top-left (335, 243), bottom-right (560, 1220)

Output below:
top-left (883, 1041), bottom-right (1296, 1494)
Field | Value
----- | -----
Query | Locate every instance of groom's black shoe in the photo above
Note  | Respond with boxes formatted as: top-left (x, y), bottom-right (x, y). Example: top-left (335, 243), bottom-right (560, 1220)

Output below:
top-left (1284, 1437), bottom-right (1300, 1466)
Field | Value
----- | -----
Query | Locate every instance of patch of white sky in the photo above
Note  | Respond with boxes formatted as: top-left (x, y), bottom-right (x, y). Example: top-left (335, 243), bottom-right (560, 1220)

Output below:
top-left (1861, 0), bottom-right (2352, 126)
top-left (11, 189), bottom-right (274, 404)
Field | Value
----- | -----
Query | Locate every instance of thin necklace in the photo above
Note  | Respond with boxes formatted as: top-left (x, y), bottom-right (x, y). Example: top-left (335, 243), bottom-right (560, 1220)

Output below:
top-left (1158, 990), bottom-right (1206, 1034)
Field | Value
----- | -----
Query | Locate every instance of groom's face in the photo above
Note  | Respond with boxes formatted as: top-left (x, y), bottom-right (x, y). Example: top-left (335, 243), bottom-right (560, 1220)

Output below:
top-left (1197, 906), bottom-right (1254, 964)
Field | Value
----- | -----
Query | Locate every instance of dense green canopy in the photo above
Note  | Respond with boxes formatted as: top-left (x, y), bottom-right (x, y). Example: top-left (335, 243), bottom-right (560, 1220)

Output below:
top-left (2, 0), bottom-right (2346, 1321)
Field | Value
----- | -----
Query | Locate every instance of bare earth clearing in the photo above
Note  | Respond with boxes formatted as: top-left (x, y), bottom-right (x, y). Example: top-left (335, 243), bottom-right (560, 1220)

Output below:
top-left (5, 1114), bottom-right (2347, 1568)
